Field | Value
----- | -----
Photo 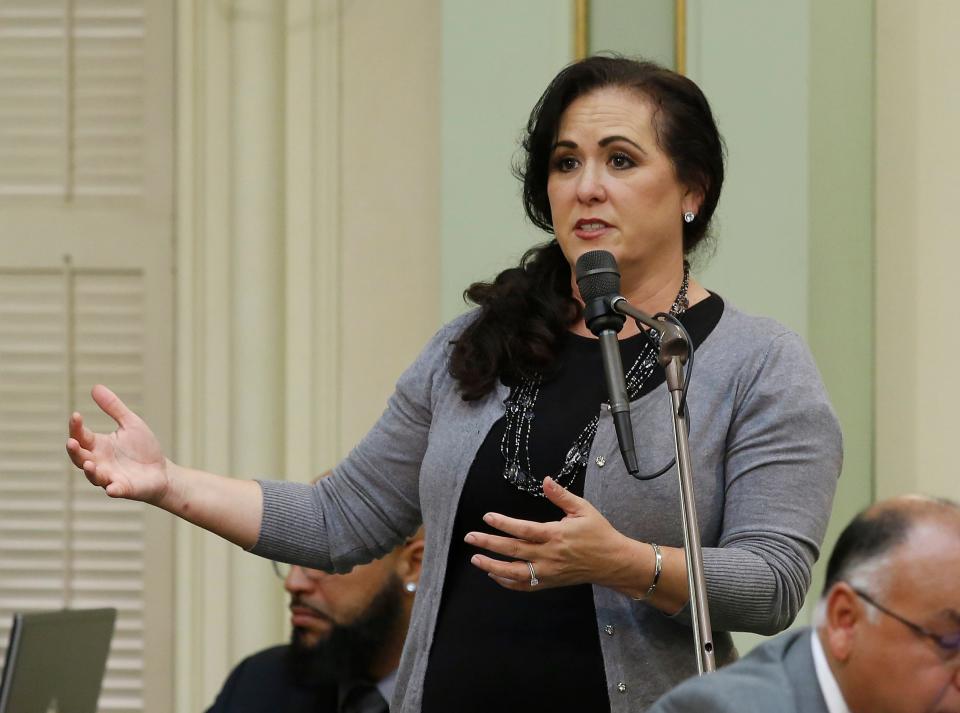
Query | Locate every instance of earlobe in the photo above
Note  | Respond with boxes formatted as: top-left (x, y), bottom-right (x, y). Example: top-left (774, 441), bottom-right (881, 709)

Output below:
top-left (826, 621), bottom-right (853, 662)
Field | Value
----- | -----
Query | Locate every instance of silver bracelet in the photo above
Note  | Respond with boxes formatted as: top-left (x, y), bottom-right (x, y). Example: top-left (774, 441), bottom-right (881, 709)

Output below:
top-left (633, 542), bottom-right (662, 601)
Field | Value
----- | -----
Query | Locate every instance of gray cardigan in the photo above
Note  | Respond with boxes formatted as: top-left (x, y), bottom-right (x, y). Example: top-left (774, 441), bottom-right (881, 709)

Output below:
top-left (252, 301), bottom-right (843, 712)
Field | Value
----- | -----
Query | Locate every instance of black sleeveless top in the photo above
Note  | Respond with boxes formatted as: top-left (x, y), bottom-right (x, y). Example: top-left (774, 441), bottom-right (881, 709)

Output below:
top-left (419, 295), bottom-right (724, 712)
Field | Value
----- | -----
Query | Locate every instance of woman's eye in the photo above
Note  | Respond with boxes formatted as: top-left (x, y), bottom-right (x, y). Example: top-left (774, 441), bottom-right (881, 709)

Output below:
top-left (554, 156), bottom-right (579, 172)
top-left (610, 152), bottom-right (635, 169)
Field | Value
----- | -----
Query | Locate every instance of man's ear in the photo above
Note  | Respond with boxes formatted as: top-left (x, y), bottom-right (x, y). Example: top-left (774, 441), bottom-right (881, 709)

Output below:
top-left (398, 537), bottom-right (425, 586)
top-left (823, 583), bottom-right (863, 663)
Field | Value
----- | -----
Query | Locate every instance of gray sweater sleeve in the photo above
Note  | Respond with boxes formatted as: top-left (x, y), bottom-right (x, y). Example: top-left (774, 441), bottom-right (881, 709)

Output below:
top-left (689, 331), bottom-right (842, 634)
top-left (249, 318), bottom-right (461, 571)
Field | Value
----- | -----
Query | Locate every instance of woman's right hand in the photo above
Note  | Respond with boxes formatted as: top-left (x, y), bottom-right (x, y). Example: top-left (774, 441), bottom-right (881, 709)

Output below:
top-left (66, 384), bottom-right (172, 505)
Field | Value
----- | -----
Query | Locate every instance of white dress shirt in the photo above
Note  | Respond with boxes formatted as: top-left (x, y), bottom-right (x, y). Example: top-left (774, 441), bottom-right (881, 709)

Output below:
top-left (810, 631), bottom-right (851, 713)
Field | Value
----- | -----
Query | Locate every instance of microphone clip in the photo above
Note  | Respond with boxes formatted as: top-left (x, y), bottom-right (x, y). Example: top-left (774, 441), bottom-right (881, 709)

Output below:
top-left (582, 295), bottom-right (626, 335)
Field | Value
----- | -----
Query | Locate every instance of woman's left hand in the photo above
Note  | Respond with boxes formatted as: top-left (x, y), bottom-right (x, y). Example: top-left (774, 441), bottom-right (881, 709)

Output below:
top-left (466, 476), bottom-right (634, 591)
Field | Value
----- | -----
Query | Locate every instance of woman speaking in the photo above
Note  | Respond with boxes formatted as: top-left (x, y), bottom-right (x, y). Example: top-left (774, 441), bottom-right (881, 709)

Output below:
top-left (66, 57), bottom-right (842, 712)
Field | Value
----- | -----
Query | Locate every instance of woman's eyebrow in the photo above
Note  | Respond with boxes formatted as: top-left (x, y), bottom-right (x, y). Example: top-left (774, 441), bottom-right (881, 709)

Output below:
top-left (552, 135), bottom-right (647, 157)
top-left (599, 135), bottom-right (646, 155)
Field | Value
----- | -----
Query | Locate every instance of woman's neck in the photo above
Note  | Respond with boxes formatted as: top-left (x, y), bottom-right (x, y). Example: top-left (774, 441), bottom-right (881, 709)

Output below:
top-left (569, 263), bottom-right (709, 339)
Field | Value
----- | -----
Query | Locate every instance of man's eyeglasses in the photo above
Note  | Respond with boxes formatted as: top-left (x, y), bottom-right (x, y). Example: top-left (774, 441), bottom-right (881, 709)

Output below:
top-left (272, 561), bottom-right (325, 582)
top-left (850, 586), bottom-right (960, 661)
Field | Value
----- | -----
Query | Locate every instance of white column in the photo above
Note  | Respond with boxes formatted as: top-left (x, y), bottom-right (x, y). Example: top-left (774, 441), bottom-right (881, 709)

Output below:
top-left (228, 0), bottom-right (287, 663)
top-left (339, 0), bottom-right (442, 448)
top-left (175, 2), bottom-right (232, 709)
top-left (174, 1), bottom-right (286, 709)
top-left (284, 0), bottom-right (342, 487)
top-left (175, 0), bottom-right (443, 708)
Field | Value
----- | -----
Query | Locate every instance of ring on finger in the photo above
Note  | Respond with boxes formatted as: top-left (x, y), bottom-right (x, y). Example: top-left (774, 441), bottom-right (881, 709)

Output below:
top-left (526, 561), bottom-right (539, 587)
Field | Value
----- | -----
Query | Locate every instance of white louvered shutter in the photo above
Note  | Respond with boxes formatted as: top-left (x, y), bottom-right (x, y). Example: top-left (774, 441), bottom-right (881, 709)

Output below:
top-left (0, 0), bottom-right (173, 711)
top-left (0, 269), bottom-right (153, 712)
top-left (0, 0), bottom-right (147, 199)
top-left (0, 1), bottom-right (67, 196)
top-left (73, 1), bottom-right (146, 197)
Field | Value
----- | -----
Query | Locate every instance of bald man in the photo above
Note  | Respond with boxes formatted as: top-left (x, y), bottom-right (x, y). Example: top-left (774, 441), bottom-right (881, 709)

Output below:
top-left (648, 495), bottom-right (960, 713)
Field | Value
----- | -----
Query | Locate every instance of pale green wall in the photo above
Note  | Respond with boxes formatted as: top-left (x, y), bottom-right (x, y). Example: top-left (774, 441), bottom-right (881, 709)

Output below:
top-left (590, 0), bottom-right (675, 68)
top-left (685, 0), bottom-right (875, 650)
top-left (440, 1), bottom-right (572, 320)
top-left (688, 0), bottom-right (811, 334)
top-left (806, 0), bottom-right (874, 601)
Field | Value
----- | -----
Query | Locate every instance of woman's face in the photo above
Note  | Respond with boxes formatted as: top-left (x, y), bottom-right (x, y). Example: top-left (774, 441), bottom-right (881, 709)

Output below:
top-left (547, 87), bottom-right (698, 291)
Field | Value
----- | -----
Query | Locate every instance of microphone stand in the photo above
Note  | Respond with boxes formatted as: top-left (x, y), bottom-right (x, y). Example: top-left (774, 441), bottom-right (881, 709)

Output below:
top-left (611, 296), bottom-right (717, 675)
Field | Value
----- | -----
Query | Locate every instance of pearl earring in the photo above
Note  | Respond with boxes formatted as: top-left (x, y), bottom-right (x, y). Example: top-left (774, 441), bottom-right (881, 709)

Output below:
top-left (404, 582), bottom-right (417, 593)
top-left (683, 211), bottom-right (695, 224)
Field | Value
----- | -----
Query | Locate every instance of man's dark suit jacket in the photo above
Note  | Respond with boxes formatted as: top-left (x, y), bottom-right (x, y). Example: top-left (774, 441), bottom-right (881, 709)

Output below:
top-left (205, 644), bottom-right (337, 713)
top-left (647, 628), bottom-right (831, 713)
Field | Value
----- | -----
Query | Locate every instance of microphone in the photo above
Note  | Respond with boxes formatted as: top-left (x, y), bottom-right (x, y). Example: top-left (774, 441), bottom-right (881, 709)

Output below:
top-left (574, 250), bottom-right (640, 475)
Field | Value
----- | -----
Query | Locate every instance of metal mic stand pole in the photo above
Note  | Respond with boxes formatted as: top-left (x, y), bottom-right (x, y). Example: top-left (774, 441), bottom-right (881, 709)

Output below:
top-left (611, 298), bottom-right (716, 674)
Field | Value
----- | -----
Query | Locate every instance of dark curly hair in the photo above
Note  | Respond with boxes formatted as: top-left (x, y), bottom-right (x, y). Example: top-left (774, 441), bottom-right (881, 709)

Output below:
top-left (450, 56), bottom-right (725, 400)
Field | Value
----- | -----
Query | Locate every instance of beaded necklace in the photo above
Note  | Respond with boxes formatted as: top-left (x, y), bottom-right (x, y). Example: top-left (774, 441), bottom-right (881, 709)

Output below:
top-left (501, 265), bottom-right (690, 497)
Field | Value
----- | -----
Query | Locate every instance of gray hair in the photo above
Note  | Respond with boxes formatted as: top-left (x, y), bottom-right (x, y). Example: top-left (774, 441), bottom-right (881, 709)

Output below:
top-left (814, 554), bottom-right (891, 625)
top-left (815, 495), bottom-right (960, 625)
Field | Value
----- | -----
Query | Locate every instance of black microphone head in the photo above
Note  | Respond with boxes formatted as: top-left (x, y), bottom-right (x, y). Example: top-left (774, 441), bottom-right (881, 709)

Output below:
top-left (575, 250), bottom-right (625, 335)
top-left (575, 250), bottom-right (621, 301)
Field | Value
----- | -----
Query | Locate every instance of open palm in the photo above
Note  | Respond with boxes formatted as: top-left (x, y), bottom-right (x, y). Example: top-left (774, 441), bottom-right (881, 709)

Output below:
top-left (66, 384), bottom-right (170, 504)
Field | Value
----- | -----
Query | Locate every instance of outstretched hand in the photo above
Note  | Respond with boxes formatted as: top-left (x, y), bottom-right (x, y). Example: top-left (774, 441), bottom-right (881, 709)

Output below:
top-left (66, 385), bottom-right (171, 504)
top-left (466, 476), bottom-right (635, 591)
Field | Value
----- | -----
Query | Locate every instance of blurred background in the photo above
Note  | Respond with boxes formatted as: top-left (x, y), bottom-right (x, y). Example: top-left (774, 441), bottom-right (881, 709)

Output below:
top-left (0, 1), bottom-right (954, 711)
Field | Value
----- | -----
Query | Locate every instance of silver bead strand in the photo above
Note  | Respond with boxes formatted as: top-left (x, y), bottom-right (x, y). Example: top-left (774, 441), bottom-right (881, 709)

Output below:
top-left (501, 263), bottom-right (690, 497)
